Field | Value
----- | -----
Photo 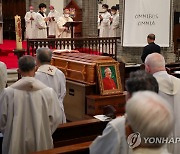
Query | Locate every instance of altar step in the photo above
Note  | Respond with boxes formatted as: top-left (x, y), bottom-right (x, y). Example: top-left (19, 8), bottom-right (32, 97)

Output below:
top-left (7, 69), bottom-right (18, 86)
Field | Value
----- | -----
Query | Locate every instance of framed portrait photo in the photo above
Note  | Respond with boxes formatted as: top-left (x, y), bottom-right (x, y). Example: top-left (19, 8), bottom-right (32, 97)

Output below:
top-left (96, 62), bottom-right (123, 95)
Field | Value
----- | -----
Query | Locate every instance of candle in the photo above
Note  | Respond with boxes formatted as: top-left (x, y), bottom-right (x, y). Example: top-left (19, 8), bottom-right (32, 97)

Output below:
top-left (14, 15), bottom-right (22, 50)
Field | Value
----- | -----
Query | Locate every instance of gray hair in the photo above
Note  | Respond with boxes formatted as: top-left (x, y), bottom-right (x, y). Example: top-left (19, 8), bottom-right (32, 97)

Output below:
top-left (145, 53), bottom-right (165, 71)
top-left (36, 48), bottom-right (52, 64)
top-left (126, 91), bottom-right (174, 147)
top-left (18, 55), bottom-right (36, 72)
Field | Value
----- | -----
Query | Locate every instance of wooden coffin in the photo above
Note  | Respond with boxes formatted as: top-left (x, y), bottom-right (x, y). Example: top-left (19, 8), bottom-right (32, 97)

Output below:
top-left (52, 52), bottom-right (115, 85)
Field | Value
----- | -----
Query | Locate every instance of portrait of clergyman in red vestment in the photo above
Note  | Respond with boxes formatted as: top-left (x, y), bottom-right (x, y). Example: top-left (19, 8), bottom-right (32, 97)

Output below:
top-left (97, 62), bottom-right (122, 96)
top-left (102, 67), bottom-right (117, 90)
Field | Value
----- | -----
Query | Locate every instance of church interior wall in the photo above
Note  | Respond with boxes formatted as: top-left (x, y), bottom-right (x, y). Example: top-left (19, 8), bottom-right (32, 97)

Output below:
top-left (50, 0), bottom-right (64, 15)
top-left (26, 0), bottom-right (50, 12)
top-left (117, 0), bottom-right (176, 64)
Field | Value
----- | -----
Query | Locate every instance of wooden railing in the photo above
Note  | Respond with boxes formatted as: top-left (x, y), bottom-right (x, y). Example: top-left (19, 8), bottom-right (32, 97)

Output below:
top-left (27, 37), bottom-right (120, 60)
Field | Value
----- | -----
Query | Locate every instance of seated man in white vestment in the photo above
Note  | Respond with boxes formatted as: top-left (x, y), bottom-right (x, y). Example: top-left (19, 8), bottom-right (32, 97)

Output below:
top-left (48, 5), bottom-right (60, 36)
top-left (0, 55), bottom-right (65, 154)
top-left (126, 91), bottom-right (173, 154)
top-left (35, 48), bottom-right (66, 122)
top-left (24, 6), bottom-right (37, 39)
top-left (90, 70), bottom-right (159, 154)
top-left (0, 61), bottom-right (7, 93)
top-left (145, 53), bottom-right (180, 154)
top-left (35, 3), bottom-right (49, 38)
top-left (56, 9), bottom-right (73, 38)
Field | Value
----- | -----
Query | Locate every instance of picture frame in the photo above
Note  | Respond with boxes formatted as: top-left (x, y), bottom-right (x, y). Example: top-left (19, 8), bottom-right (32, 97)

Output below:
top-left (96, 62), bottom-right (123, 95)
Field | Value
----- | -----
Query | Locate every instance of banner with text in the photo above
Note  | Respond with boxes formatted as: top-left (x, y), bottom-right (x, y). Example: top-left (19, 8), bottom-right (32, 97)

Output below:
top-left (123, 0), bottom-right (171, 47)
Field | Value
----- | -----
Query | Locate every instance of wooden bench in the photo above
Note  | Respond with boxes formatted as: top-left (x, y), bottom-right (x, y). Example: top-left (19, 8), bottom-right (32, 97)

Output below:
top-left (166, 63), bottom-right (180, 78)
top-left (31, 118), bottom-right (109, 154)
top-left (53, 118), bottom-right (108, 147)
top-left (31, 141), bottom-right (91, 154)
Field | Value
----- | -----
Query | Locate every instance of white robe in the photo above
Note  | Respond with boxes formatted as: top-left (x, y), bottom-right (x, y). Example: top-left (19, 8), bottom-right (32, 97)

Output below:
top-left (153, 71), bottom-right (180, 154)
top-left (0, 77), bottom-right (64, 154)
top-left (48, 10), bottom-right (60, 36)
top-left (35, 12), bottom-right (47, 38)
top-left (99, 11), bottom-right (111, 37)
top-left (90, 116), bottom-right (132, 154)
top-left (24, 11), bottom-right (37, 39)
top-left (56, 16), bottom-right (73, 38)
top-left (109, 13), bottom-right (119, 37)
top-left (35, 64), bottom-right (66, 121)
top-left (132, 147), bottom-right (170, 154)
top-left (0, 62), bottom-right (7, 93)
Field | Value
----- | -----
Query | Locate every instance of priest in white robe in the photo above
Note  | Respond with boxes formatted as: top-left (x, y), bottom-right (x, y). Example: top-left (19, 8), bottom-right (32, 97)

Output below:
top-left (56, 9), bottom-right (73, 38)
top-left (35, 48), bottom-right (66, 122)
top-left (0, 61), bottom-right (7, 93)
top-left (109, 6), bottom-right (119, 37)
top-left (24, 6), bottom-right (37, 39)
top-left (35, 3), bottom-right (49, 38)
top-left (99, 4), bottom-right (111, 37)
top-left (90, 71), bottom-right (159, 154)
top-left (0, 55), bottom-right (65, 154)
top-left (145, 53), bottom-right (180, 154)
top-left (48, 5), bottom-right (60, 36)
top-left (126, 91), bottom-right (173, 154)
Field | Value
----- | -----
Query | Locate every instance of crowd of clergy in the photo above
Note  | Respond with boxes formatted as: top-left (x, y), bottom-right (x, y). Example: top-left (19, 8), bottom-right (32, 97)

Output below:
top-left (0, 48), bottom-right (180, 154)
top-left (24, 3), bottom-right (120, 39)
top-left (0, 2), bottom-right (179, 154)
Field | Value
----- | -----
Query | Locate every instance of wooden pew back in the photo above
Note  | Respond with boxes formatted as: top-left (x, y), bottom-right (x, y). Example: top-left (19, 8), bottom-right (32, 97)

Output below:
top-left (53, 118), bottom-right (108, 147)
top-left (31, 118), bottom-right (108, 154)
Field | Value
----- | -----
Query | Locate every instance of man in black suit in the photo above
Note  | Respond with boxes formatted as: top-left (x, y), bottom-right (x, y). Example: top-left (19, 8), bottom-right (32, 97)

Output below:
top-left (141, 34), bottom-right (161, 63)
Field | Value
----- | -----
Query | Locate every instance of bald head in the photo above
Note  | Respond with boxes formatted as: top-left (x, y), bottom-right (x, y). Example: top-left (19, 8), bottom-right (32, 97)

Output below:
top-left (36, 48), bottom-right (52, 66)
top-left (145, 53), bottom-right (166, 74)
top-left (126, 91), bottom-right (174, 147)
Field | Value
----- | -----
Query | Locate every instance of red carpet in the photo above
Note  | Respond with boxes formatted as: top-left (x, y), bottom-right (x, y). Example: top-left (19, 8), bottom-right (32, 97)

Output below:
top-left (0, 40), bottom-right (27, 69)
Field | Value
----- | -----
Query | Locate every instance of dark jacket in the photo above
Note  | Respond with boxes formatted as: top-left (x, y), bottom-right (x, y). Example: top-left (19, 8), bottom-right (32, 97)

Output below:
top-left (141, 42), bottom-right (161, 63)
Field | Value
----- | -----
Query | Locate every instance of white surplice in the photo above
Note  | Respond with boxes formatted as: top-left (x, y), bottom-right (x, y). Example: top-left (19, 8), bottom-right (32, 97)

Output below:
top-left (24, 11), bottom-right (37, 39)
top-left (35, 12), bottom-right (47, 38)
top-left (56, 16), bottom-right (73, 38)
top-left (0, 77), bottom-right (64, 154)
top-left (153, 71), bottom-right (180, 154)
top-left (48, 10), bottom-right (60, 36)
top-left (90, 116), bottom-right (132, 154)
top-left (109, 13), bottom-right (119, 37)
top-left (35, 64), bottom-right (66, 121)
top-left (0, 62), bottom-right (7, 93)
top-left (132, 147), bottom-right (171, 154)
top-left (99, 11), bottom-right (111, 37)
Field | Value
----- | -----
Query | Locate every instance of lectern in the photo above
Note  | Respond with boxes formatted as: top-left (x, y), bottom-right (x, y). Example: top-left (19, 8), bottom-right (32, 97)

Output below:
top-left (64, 21), bottom-right (82, 38)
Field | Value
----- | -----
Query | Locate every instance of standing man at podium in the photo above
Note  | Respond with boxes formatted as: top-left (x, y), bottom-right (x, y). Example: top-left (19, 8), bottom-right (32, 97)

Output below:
top-left (56, 8), bottom-right (73, 38)
top-left (24, 6), bottom-right (37, 39)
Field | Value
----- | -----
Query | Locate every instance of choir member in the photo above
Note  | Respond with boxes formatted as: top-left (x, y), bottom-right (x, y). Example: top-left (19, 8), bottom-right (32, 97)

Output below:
top-left (24, 6), bottom-right (37, 39)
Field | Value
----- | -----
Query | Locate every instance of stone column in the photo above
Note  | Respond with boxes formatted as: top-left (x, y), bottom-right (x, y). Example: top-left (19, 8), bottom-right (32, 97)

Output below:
top-left (26, 0), bottom-right (50, 12)
top-left (82, 0), bottom-right (98, 37)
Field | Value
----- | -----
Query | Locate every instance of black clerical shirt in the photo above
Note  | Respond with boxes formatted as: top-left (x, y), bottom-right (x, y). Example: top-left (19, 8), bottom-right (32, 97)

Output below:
top-left (38, 11), bottom-right (44, 17)
top-left (141, 42), bottom-right (161, 63)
